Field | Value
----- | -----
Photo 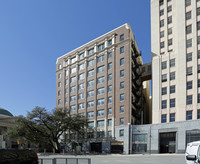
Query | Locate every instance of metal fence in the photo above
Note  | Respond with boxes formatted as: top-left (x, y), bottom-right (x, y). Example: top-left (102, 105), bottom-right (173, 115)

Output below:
top-left (39, 157), bottom-right (91, 164)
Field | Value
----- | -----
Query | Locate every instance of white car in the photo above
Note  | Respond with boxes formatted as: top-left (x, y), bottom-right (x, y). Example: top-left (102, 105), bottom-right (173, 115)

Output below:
top-left (185, 141), bottom-right (200, 164)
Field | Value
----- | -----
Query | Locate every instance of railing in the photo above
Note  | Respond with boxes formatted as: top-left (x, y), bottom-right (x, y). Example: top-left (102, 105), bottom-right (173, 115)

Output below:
top-left (39, 157), bottom-right (91, 164)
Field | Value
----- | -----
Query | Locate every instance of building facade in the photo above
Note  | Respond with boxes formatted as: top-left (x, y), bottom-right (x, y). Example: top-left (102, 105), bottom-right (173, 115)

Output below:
top-left (56, 24), bottom-right (150, 154)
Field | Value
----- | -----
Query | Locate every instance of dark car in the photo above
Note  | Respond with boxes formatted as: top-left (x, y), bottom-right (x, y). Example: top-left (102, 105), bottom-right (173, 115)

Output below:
top-left (0, 149), bottom-right (38, 164)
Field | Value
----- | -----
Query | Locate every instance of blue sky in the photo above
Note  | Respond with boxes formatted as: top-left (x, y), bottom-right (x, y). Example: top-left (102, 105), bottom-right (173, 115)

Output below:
top-left (0, 0), bottom-right (151, 116)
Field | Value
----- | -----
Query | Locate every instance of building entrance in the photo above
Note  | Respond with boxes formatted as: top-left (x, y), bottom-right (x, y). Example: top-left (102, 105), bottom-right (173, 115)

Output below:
top-left (90, 142), bottom-right (102, 153)
top-left (159, 132), bottom-right (176, 153)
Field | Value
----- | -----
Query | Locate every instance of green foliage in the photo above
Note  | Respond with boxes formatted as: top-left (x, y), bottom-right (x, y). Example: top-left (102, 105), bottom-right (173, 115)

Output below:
top-left (6, 106), bottom-right (88, 153)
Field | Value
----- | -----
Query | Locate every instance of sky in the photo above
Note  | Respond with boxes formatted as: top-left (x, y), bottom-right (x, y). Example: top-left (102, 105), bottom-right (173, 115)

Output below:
top-left (0, 0), bottom-right (151, 116)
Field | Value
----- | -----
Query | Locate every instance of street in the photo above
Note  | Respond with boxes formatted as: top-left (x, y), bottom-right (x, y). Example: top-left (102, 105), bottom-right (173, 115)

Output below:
top-left (39, 154), bottom-right (186, 164)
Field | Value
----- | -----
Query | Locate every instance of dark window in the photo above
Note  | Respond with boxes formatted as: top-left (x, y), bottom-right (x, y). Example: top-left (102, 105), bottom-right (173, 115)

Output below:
top-left (168, 16), bottom-right (172, 24)
top-left (197, 8), bottom-right (200, 16)
top-left (162, 100), bottom-right (167, 109)
top-left (198, 110), bottom-right (200, 119)
top-left (170, 85), bottom-right (176, 94)
top-left (170, 72), bottom-right (175, 80)
top-left (160, 0), bottom-right (164, 6)
top-left (162, 61), bottom-right (167, 69)
top-left (162, 74), bottom-right (167, 82)
top-left (170, 113), bottom-right (175, 122)
top-left (186, 53), bottom-right (192, 62)
top-left (168, 39), bottom-right (173, 46)
top-left (197, 22), bottom-right (200, 30)
top-left (119, 129), bottom-right (124, 137)
top-left (167, 6), bottom-right (172, 12)
top-left (162, 87), bottom-right (167, 95)
top-left (160, 20), bottom-right (164, 28)
top-left (160, 41), bottom-right (165, 49)
top-left (198, 79), bottom-right (200, 88)
top-left (186, 25), bottom-right (192, 34)
top-left (186, 111), bottom-right (192, 120)
top-left (120, 47), bottom-right (124, 54)
top-left (185, 0), bottom-right (191, 7)
top-left (170, 99), bottom-right (175, 108)
top-left (186, 11), bottom-right (192, 20)
top-left (168, 28), bottom-right (172, 35)
top-left (187, 81), bottom-right (193, 90)
top-left (160, 9), bottom-right (164, 16)
top-left (187, 95), bottom-right (193, 105)
top-left (186, 39), bottom-right (192, 48)
top-left (170, 59), bottom-right (175, 67)
top-left (161, 114), bottom-right (167, 123)
top-left (187, 67), bottom-right (193, 76)
top-left (198, 94), bottom-right (200, 103)
top-left (120, 34), bottom-right (124, 41)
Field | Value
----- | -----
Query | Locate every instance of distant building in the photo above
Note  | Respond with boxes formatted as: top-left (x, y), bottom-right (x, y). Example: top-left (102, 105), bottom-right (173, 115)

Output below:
top-left (56, 24), bottom-right (151, 154)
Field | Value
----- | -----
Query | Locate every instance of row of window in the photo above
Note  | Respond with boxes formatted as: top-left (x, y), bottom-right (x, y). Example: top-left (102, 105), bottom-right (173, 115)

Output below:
top-left (160, 5), bottom-right (172, 17)
top-left (161, 59), bottom-right (175, 70)
top-left (161, 109), bottom-right (200, 123)
top-left (160, 16), bottom-right (172, 28)
top-left (160, 28), bottom-right (172, 38)
top-left (185, 0), bottom-right (200, 7)
top-left (159, 0), bottom-right (172, 6)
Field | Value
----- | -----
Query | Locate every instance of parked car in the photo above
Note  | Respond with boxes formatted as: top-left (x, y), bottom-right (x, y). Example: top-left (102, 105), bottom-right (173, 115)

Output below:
top-left (0, 149), bottom-right (38, 164)
top-left (185, 141), bottom-right (200, 164)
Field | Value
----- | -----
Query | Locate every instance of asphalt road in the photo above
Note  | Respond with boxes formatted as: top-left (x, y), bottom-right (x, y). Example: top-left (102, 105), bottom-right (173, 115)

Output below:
top-left (39, 154), bottom-right (186, 164)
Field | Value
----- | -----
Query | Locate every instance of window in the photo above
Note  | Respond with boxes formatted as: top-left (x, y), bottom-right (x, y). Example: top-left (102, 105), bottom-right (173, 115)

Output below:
top-left (170, 59), bottom-right (175, 67)
top-left (167, 6), bottom-right (172, 12)
top-left (97, 66), bottom-right (105, 73)
top-left (70, 86), bottom-right (76, 92)
top-left (65, 60), bottom-right (68, 67)
top-left (70, 95), bottom-right (76, 102)
top-left (198, 65), bottom-right (200, 73)
top-left (97, 120), bottom-right (104, 127)
top-left (120, 82), bottom-right (124, 89)
top-left (70, 105), bottom-right (76, 111)
top-left (78, 93), bottom-right (84, 100)
top-left (162, 87), bottom-right (167, 95)
top-left (79, 103), bottom-right (85, 110)
top-left (79, 53), bottom-right (84, 60)
top-left (108, 40), bottom-right (112, 46)
top-left (170, 85), bottom-right (175, 94)
top-left (167, 0), bottom-right (171, 2)
top-left (198, 50), bottom-right (200, 59)
top-left (88, 80), bottom-right (94, 87)
top-left (108, 52), bottom-right (112, 59)
top-left (187, 95), bottom-right (193, 105)
top-left (197, 21), bottom-right (200, 30)
top-left (197, 7), bottom-right (200, 16)
top-left (161, 114), bottom-right (167, 123)
top-left (97, 110), bottom-right (104, 117)
top-left (88, 59), bottom-right (94, 67)
top-left (170, 98), bottom-right (175, 108)
top-left (58, 91), bottom-right (61, 96)
top-left (120, 106), bottom-right (124, 113)
top-left (120, 47), bottom-right (124, 54)
top-left (168, 16), bottom-right (172, 24)
top-left (58, 73), bottom-right (61, 79)
top-left (97, 55), bottom-right (105, 63)
top-left (97, 76), bottom-right (105, 84)
top-left (65, 88), bottom-right (68, 94)
top-left (198, 79), bottom-right (200, 88)
top-left (108, 63), bottom-right (112, 70)
top-left (98, 43), bottom-right (105, 51)
top-left (160, 9), bottom-right (164, 16)
top-left (120, 118), bottom-right (124, 125)
top-left (162, 74), bottom-right (167, 82)
top-left (58, 99), bottom-right (61, 105)
top-left (79, 73), bottom-right (85, 80)
top-left (66, 70), bottom-right (69, 76)
top-left (108, 85), bottom-right (112, 92)
top-left (186, 25), bottom-right (192, 34)
top-left (79, 63), bottom-right (85, 70)
top-left (97, 131), bottom-right (105, 138)
top-left (186, 39), bottom-right (192, 48)
top-left (187, 81), bottom-right (193, 90)
top-left (186, 111), bottom-right (192, 120)
top-left (168, 28), bottom-right (172, 35)
top-left (186, 11), bottom-right (191, 20)
top-left (197, 94), bottom-right (200, 104)
top-left (79, 83), bottom-right (84, 90)
top-left (198, 110), bottom-right (200, 119)
top-left (108, 74), bottom-right (112, 81)
top-left (198, 36), bottom-right (200, 45)
top-left (108, 108), bottom-right (112, 115)
top-left (160, 20), bottom-right (164, 28)
top-left (170, 113), bottom-right (175, 122)
top-left (65, 98), bottom-right (68, 103)
top-left (170, 72), bottom-right (175, 80)
top-left (87, 90), bottom-right (94, 98)
top-left (87, 101), bottom-right (94, 108)
top-left (168, 39), bottom-right (173, 46)
top-left (70, 76), bottom-right (76, 83)
top-left (58, 82), bottom-right (61, 88)
top-left (88, 111), bottom-right (94, 118)
top-left (97, 98), bottom-right (104, 106)
top-left (97, 87), bottom-right (105, 95)
top-left (58, 64), bottom-right (61, 69)
top-left (160, 31), bottom-right (164, 38)
top-left (119, 129), bottom-right (124, 137)
top-left (88, 69), bottom-right (94, 77)
top-left (120, 94), bottom-right (125, 101)
top-left (160, 41), bottom-right (165, 49)
top-left (162, 61), bottom-right (167, 70)
top-left (108, 131), bottom-right (112, 138)
top-left (88, 48), bottom-right (94, 56)
top-left (71, 57), bottom-right (77, 64)
top-left (65, 79), bottom-right (68, 85)
top-left (120, 34), bottom-right (124, 41)
top-left (185, 0), bottom-right (191, 7)
top-left (71, 67), bottom-right (76, 74)
top-left (187, 67), bottom-right (193, 76)
top-left (162, 100), bottom-right (167, 109)
top-left (88, 122), bottom-right (94, 128)
top-left (120, 70), bottom-right (124, 77)
top-left (107, 119), bottom-right (112, 127)
top-left (108, 97), bottom-right (112, 104)
top-left (186, 53), bottom-right (192, 62)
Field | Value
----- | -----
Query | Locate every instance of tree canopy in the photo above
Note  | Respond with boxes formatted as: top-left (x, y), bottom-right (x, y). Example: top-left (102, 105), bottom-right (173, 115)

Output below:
top-left (6, 106), bottom-right (88, 153)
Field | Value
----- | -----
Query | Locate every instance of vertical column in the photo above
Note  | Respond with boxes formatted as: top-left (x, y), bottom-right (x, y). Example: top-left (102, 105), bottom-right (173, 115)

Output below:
top-left (112, 47), bottom-right (116, 137)
top-left (94, 43), bottom-right (97, 53)
top-left (105, 38), bottom-right (108, 48)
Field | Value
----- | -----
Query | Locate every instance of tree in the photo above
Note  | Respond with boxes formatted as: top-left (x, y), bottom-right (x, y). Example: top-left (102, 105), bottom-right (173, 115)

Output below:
top-left (6, 106), bottom-right (88, 153)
